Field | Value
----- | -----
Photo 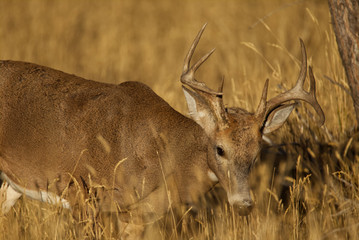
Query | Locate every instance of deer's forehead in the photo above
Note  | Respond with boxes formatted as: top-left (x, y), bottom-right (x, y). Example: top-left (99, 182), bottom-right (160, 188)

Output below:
top-left (226, 108), bottom-right (257, 123)
top-left (228, 110), bottom-right (260, 131)
top-left (229, 126), bottom-right (261, 144)
top-left (216, 113), bottom-right (261, 144)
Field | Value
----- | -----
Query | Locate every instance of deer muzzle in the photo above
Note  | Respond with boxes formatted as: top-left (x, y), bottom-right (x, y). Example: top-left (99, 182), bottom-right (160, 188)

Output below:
top-left (228, 193), bottom-right (253, 216)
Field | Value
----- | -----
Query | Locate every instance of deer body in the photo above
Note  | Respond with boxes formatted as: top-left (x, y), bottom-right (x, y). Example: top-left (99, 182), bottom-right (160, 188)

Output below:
top-left (0, 25), bottom-right (325, 229)
top-left (0, 60), bottom-right (215, 220)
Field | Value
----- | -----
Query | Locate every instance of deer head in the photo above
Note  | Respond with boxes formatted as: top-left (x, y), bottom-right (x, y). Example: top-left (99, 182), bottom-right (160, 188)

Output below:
top-left (181, 24), bottom-right (325, 215)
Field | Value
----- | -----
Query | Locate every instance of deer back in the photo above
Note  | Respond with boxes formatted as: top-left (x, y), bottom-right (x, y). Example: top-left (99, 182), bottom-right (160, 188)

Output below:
top-left (0, 60), bottom-right (213, 215)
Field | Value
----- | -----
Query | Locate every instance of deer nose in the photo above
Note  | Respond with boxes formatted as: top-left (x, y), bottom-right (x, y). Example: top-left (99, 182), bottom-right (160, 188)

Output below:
top-left (231, 198), bottom-right (253, 216)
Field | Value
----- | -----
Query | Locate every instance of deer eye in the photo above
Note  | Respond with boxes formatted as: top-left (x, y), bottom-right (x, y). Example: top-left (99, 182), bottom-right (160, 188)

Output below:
top-left (216, 146), bottom-right (225, 156)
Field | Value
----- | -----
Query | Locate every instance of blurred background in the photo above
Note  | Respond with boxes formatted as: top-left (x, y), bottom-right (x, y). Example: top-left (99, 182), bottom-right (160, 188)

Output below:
top-left (0, 0), bottom-right (351, 129)
top-left (0, 0), bottom-right (357, 239)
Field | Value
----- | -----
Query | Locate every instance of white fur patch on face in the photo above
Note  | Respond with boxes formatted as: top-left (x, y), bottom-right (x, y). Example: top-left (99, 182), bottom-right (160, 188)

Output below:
top-left (207, 170), bottom-right (219, 183)
top-left (0, 172), bottom-right (71, 210)
top-left (227, 193), bottom-right (252, 206)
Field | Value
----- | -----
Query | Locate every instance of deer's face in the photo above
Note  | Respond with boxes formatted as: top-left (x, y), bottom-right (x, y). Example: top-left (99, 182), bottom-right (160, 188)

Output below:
top-left (209, 109), bottom-right (261, 215)
top-left (182, 84), bottom-right (265, 216)
top-left (181, 24), bottom-right (324, 217)
top-left (182, 86), bottom-right (295, 216)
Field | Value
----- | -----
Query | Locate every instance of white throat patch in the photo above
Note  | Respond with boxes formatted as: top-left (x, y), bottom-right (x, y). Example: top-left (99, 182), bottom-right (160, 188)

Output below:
top-left (207, 170), bottom-right (219, 183)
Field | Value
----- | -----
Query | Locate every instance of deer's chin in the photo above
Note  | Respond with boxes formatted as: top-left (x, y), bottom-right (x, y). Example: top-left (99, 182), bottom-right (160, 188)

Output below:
top-left (232, 203), bottom-right (253, 216)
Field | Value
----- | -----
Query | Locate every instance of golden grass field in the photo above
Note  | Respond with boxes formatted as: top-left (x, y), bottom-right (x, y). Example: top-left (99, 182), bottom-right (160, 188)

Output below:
top-left (0, 0), bottom-right (358, 239)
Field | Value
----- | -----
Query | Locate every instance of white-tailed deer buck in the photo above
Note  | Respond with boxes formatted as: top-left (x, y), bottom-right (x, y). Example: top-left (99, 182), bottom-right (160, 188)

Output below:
top-left (0, 24), bottom-right (324, 227)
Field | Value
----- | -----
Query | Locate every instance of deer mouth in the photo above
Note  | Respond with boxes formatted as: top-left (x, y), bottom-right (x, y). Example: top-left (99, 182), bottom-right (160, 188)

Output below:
top-left (232, 201), bottom-right (254, 216)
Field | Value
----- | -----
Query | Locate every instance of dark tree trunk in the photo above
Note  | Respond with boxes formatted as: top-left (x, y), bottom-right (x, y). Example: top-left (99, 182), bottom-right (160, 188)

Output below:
top-left (328, 0), bottom-right (359, 125)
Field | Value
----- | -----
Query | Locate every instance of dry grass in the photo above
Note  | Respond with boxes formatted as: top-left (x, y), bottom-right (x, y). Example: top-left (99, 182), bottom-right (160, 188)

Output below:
top-left (0, 0), bottom-right (358, 239)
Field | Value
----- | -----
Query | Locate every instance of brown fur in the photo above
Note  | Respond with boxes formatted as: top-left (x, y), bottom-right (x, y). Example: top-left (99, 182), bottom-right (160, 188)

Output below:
top-left (0, 60), bottom-right (215, 222)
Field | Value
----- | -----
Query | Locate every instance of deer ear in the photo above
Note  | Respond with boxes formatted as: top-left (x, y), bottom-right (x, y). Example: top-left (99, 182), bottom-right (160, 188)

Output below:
top-left (262, 104), bottom-right (295, 134)
top-left (182, 86), bottom-right (216, 134)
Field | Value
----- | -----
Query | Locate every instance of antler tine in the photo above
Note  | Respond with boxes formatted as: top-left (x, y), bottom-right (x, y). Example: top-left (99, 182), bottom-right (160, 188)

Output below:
top-left (181, 24), bottom-right (223, 96)
top-left (191, 48), bottom-right (216, 75)
top-left (294, 39), bottom-right (307, 90)
top-left (218, 76), bottom-right (225, 93)
top-left (258, 40), bottom-right (325, 125)
top-left (308, 66), bottom-right (325, 125)
top-left (255, 79), bottom-right (269, 118)
top-left (183, 23), bottom-right (207, 73)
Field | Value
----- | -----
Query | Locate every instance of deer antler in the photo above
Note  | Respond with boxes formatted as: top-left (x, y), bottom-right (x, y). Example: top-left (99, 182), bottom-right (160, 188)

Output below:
top-left (255, 39), bottom-right (325, 126)
top-left (181, 24), bottom-right (229, 129)
top-left (181, 23), bottom-right (222, 96)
